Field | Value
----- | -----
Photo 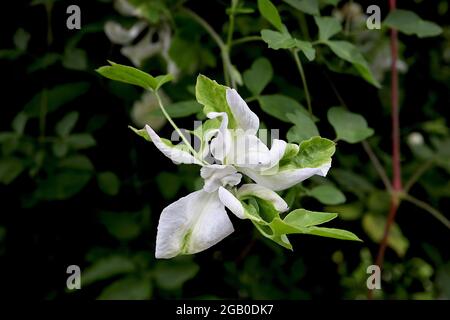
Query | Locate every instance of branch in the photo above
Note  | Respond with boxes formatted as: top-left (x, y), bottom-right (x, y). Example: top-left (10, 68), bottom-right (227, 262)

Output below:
top-left (402, 194), bottom-right (450, 230)
top-left (362, 141), bottom-right (392, 192)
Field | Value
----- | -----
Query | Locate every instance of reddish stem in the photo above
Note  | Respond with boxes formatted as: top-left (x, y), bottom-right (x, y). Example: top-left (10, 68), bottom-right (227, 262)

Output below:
top-left (369, 0), bottom-right (402, 299)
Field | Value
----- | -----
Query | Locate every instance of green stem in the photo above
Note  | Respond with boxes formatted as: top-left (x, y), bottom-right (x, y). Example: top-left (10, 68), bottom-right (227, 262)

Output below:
top-left (292, 49), bottom-right (312, 115)
top-left (402, 193), bottom-right (450, 230)
top-left (180, 7), bottom-right (234, 87)
top-left (232, 36), bottom-right (262, 46)
top-left (404, 159), bottom-right (434, 193)
top-left (154, 91), bottom-right (204, 163)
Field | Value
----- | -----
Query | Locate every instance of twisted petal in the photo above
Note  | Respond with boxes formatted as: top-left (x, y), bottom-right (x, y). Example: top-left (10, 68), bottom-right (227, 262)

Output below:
top-left (200, 165), bottom-right (242, 193)
top-left (145, 124), bottom-right (201, 165)
top-left (226, 88), bottom-right (259, 134)
top-left (218, 187), bottom-right (246, 219)
top-left (155, 190), bottom-right (234, 259)
top-left (237, 184), bottom-right (288, 212)
top-left (206, 112), bottom-right (232, 162)
top-left (240, 162), bottom-right (331, 191)
top-left (104, 21), bottom-right (147, 45)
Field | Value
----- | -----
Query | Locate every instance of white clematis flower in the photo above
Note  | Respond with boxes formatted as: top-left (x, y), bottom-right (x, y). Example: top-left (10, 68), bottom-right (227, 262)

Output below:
top-left (144, 85), bottom-right (334, 258)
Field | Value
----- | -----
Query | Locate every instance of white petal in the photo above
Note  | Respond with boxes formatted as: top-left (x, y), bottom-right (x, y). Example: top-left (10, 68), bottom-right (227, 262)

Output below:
top-left (218, 187), bottom-right (246, 219)
top-left (206, 112), bottom-right (232, 162)
top-left (200, 165), bottom-right (242, 193)
top-left (226, 88), bottom-right (259, 134)
top-left (145, 124), bottom-right (201, 165)
top-left (104, 21), bottom-right (147, 45)
top-left (121, 30), bottom-right (161, 67)
top-left (240, 162), bottom-right (332, 191)
top-left (114, 0), bottom-right (141, 17)
top-left (237, 184), bottom-right (288, 212)
top-left (155, 190), bottom-right (234, 259)
top-left (227, 134), bottom-right (286, 170)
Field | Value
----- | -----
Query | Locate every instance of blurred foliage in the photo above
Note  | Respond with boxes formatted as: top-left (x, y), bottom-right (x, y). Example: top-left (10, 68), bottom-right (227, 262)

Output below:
top-left (0, 0), bottom-right (449, 300)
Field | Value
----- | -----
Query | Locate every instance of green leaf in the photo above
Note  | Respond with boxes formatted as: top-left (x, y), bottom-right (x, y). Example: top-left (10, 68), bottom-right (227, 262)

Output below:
top-left (24, 82), bottom-right (90, 117)
top-left (258, 94), bottom-right (307, 122)
top-left (363, 214), bottom-right (409, 257)
top-left (36, 171), bottom-right (92, 200)
top-left (62, 48), bottom-right (87, 70)
top-left (257, 0), bottom-right (283, 32)
top-left (13, 28), bottom-right (30, 51)
top-left (301, 226), bottom-right (362, 241)
top-left (325, 41), bottom-right (380, 87)
top-left (156, 172), bottom-right (182, 200)
top-left (195, 74), bottom-right (236, 127)
top-left (261, 30), bottom-right (315, 60)
top-left (66, 133), bottom-right (96, 149)
top-left (151, 100), bottom-right (202, 118)
top-left (327, 107), bottom-right (374, 143)
top-left (0, 158), bottom-right (24, 184)
top-left (284, 209), bottom-right (337, 227)
top-left (12, 112), bottom-right (27, 135)
top-left (97, 171), bottom-right (120, 196)
top-left (129, 125), bottom-right (150, 141)
top-left (331, 169), bottom-right (375, 198)
top-left (286, 110), bottom-right (319, 143)
top-left (55, 111), bottom-right (79, 137)
top-left (243, 58), bottom-right (273, 96)
top-left (283, 0), bottom-right (319, 15)
top-left (28, 53), bottom-right (61, 73)
top-left (96, 61), bottom-right (172, 91)
top-left (295, 136), bottom-right (335, 168)
top-left (98, 276), bottom-right (152, 300)
top-left (261, 29), bottom-right (296, 49)
top-left (384, 9), bottom-right (442, 38)
top-left (82, 255), bottom-right (135, 286)
top-left (99, 211), bottom-right (141, 241)
top-left (314, 16), bottom-right (342, 41)
top-left (308, 184), bottom-right (346, 205)
top-left (325, 202), bottom-right (363, 220)
top-left (154, 257), bottom-right (199, 290)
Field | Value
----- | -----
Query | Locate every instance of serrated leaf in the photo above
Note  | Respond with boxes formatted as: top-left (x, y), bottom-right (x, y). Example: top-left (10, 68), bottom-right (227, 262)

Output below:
top-left (327, 107), bottom-right (374, 143)
top-left (258, 0), bottom-right (283, 32)
top-left (384, 9), bottom-right (442, 38)
top-left (243, 58), bottom-right (273, 96)
top-left (308, 184), bottom-right (346, 205)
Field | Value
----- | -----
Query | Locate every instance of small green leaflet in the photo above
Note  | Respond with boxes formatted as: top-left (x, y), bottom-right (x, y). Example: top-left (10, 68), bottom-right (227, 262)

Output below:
top-left (314, 16), bottom-right (342, 41)
top-left (257, 0), bottom-right (283, 32)
top-left (283, 0), bottom-right (319, 16)
top-left (261, 29), bottom-right (315, 61)
top-left (96, 61), bottom-right (173, 91)
top-left (384, 9), bottom-right (442, 38)
top-left (307, 184), bottom-right (346, 205)
top-left (243, 58), bottom-right (273, 96)
top-left (327, 107), bottom-right (374, 143)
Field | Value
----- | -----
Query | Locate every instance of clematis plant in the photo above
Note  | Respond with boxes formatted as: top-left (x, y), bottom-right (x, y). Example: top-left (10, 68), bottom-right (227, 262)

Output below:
top-left (97, 62), bottom-right (361, 259)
